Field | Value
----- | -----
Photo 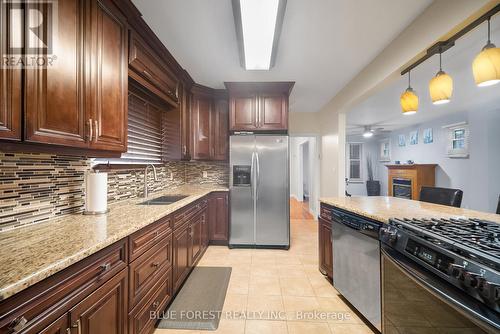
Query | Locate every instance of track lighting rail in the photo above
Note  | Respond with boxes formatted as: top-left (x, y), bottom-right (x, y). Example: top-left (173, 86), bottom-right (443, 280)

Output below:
top-left (401, 4), bottom-right (500, 76)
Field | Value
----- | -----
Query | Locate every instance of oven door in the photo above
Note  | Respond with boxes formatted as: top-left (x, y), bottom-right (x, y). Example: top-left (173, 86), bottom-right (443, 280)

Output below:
top-left (381, 245), bottom-right (500, 333)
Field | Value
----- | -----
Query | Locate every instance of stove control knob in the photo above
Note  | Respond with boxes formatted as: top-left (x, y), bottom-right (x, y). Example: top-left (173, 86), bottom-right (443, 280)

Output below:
top-left (380, 227), bottom-right (398, 243)
top-left (448, 264), bottom-right (465, 279)
top-left (463, 272), bottom-right (483, 288)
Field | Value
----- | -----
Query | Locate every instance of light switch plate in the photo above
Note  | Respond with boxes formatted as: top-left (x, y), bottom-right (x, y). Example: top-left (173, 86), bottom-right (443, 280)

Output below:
top-left (202, 171), bottom-right (208, 178)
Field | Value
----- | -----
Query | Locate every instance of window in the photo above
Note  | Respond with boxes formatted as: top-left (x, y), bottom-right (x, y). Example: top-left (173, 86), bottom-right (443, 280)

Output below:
top-left (347, 143), bottom-right (362, 181)
top-left (443, 122), bottom-right (469, 158)
top-left (93, 91), bottom-right (169, 165)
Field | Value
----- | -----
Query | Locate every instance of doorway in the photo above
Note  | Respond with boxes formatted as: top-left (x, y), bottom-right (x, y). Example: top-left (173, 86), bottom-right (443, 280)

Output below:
top-left (289, 136), bottom-right (319, 220)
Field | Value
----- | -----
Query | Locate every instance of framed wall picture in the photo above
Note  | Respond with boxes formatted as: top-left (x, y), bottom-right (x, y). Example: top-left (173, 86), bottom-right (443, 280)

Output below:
top-left (409, 130), bottom-right (418, 145)
top-left (398, 134), bottom-right (406, 147)
top-left (380, 140), bottom-right (390, 162)
top-left (423, 128), bottom-right (433, 144)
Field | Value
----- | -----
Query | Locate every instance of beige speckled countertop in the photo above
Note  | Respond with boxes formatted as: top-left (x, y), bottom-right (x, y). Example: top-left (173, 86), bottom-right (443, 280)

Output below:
top-left (320, 196), bottom-right (500, 224)
top-left (0, 184), bottom-right (228, 301)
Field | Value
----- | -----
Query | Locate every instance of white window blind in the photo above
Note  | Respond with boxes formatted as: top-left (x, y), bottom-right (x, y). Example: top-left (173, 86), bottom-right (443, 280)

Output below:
top-left (121, 93), bottom-right (165, 162)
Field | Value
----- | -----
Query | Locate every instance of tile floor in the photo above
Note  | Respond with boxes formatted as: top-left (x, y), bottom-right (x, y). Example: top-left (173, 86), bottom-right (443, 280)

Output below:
top-left (155, 218), bottom-right (375, 334)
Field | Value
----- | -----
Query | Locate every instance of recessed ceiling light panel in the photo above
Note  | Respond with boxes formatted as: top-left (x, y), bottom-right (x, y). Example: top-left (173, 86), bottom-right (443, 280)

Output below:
top-left (233, 0), bottom-right (287, 70)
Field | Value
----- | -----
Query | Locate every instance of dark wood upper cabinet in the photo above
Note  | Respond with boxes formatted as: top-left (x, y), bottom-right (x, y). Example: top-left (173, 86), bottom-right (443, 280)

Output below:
top-left (24, 0), bottom-right (88, 148)
top-left (225, 82), bottom-right (294, 132)
top-left (0, 1), bottom-right (21, 141)
top-left (190, 85), bottom-right (229, 161)
top-left (230, 94), bottom-right (258, 131)
top-left (87, 0), bottom-right (128, 152)
top-left (191, 92), bottom-right (213, 160)
top-left (212, 96), bottom-right (229, 161)
top-left (22, 0), bottom-right (127, 152)
top-left (259, 93), bottom-right (288, 131)
top-left (128, 31), bottom-right (179, 107)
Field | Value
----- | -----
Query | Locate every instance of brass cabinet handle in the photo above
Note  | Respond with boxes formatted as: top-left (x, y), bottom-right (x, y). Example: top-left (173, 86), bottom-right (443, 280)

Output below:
top-left (151, 262), bottom-right (160, 268)
top-left (154, 231), bottom-right (159, 238)
top-left (142, 69), bottom-right (152, 79)
top-left (66, 328), bottom-right (71, 334)
top-left (183, 145), bottom-right (187, 155)
top-left (152, 301), bottom-right (160, 309)
top-left (10, 316), bottom-right (28, 332)
top-left (94, 120), bottom-right (98, 143)
top-left (88, 119), bottom-right (93, 142)
top-left (71, 320), bottom-right (81, 334)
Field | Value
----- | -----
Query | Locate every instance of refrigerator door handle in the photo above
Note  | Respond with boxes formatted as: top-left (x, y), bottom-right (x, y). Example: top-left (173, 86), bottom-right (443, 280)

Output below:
top-left (251, 151), bottom-right (256, 201)
top-left (255, 152), bottom-right (260, 200)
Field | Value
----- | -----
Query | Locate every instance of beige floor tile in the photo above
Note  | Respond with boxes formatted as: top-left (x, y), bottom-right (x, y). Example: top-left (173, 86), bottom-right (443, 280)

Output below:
top-left (222, 293), bottom-right (247, 312)
top-left (277, 264), bottom-right (308, 278)
top-left (250, 264), bottom-right (279, 277)
top-left (246, 295), bottom-right (285, 318)
top-left (287, 321), bottom-right (332, 334)
top-left (329, 323), bottom-right (374, 334)
top-left (245, 320), bottom-right (288, 334)
top-left (227, 275), bottom-right (249, 294)
top-left (280, 277), bottom-right (315, 296)
top-left (154, 330), bottom-right (200, 334)
top-left (282, 295), bottom-right (321, 321)
top-left (212, 319), bottom-right (245, 334)
top-left (248, 275), bottom-right (282, 296)
top-left (229, 265), bottom-right (251, 277)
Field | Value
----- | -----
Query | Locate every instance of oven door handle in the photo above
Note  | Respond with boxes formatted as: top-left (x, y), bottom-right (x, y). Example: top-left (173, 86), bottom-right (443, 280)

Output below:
top-left (381, 246), bottom-right (500, 332)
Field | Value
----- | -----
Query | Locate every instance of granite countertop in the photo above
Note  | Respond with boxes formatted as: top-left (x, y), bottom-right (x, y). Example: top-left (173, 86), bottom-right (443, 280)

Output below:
top-left (320, 196), bottom-right (500, 224)
top-left (0, 184), bottom-right (228, 301)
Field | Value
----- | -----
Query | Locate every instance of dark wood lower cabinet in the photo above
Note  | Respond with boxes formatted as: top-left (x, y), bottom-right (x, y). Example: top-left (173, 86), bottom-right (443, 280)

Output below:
top-left (318, 217), bottom-right (333, 279)
top-left (208, 192), bottom-right (229, 245)
top-left (68, 269), bottom-right (128, 334)
top-left (0, 193), bottom-right (223, 334)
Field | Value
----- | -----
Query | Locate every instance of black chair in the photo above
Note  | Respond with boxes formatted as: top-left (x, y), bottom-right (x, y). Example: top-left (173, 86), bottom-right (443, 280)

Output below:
top-left (419, 186), bottom-right (463, 208)
top-left (496, 195), bottom-right (500, 214)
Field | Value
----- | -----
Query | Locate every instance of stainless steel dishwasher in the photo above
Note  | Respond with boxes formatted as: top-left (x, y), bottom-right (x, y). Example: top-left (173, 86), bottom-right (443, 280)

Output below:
top-left (331, 207), bottom-right (382, 331)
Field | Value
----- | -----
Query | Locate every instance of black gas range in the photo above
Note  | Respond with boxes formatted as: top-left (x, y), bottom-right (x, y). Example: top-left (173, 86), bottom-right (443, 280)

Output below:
top-left (380, 217), bottom-right (500, 333)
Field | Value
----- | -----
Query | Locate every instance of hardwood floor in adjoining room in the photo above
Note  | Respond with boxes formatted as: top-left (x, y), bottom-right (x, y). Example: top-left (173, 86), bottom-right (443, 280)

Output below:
top-left (154, 219), bottom-right (374, 334)
top-left (290, 197), bottom-right (314, 220)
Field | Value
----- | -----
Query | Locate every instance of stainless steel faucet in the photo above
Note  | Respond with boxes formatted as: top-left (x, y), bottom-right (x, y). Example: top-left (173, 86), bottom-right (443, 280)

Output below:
top-left (143, 164), bottom-right (158, 198)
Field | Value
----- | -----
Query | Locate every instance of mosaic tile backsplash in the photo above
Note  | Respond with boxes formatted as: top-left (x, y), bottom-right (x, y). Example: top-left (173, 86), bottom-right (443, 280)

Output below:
top-left (0, 152), bottom-right (228, 230)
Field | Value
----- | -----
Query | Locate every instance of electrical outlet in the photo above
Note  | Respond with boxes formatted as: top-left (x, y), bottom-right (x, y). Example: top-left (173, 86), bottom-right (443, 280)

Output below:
top-left (202, 171), bottom-right (208, 178)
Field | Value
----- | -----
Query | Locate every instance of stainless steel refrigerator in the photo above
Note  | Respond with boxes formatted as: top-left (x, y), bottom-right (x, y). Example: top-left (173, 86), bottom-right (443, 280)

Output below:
top-left (229, 134), bottom-right (290, 249)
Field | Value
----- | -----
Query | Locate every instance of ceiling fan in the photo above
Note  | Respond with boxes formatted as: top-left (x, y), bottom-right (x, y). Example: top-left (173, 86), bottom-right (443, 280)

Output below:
top-left (347, 124), bottom-right (391, 138)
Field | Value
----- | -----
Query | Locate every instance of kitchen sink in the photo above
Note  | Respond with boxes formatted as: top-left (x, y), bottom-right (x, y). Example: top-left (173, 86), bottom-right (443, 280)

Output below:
top-left (139, 195), bottom-right (188, 205)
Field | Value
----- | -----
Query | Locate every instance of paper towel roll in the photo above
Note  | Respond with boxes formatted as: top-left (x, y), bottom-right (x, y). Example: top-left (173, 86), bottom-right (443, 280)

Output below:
top-left (84, 172), bottom-right (108, 214)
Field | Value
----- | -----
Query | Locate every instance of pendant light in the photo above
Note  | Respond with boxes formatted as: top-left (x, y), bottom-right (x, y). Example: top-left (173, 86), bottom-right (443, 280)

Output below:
top-left (400, 70), bottom-right (418, 115)
top-left (429, 49), bottom-right (453, 104)
top-left (472, 18), bottom-right (500, 87)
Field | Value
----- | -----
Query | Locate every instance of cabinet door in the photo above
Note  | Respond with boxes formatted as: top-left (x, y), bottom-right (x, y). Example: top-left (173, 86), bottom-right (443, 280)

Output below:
top-left (318, 218), bottom-right (333, 279)
top-left (0, 1), bottom-right (21, 141)
top-left (190, 215), bottom-right (203, 265)
top-left (229, 94), bottom-right (258, 131)
top-left (212, 98), bottom-right (229, 161)
top-left (209, 193), bottom-right (229, 243)
top-left (68, 268), bottom-right (128, 334)
top-left (173, 223), bottom-right (190, 292)
top-left (191, 95), bottom-right (212, 160)
top-left (24, 0), bottom-right (88, 147)
top-left (87, 0), bottom-right (127, 152)
top-left (38, 314), bottom-right (69, 334)
top-left (258, 94), bottom-right (287, 130)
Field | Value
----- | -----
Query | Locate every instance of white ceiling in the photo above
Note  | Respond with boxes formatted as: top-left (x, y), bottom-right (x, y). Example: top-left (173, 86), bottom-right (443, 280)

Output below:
top-left (347, 17), bottom-right (500, 134)
top-left (132, 0), bottom-right (431, 113)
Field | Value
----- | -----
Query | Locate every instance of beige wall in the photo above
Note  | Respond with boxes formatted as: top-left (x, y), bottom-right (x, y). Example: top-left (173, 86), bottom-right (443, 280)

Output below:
top-left (317, 0), bottom-right (495, 198)
top-left (289, 112), bottom-right (321, 135)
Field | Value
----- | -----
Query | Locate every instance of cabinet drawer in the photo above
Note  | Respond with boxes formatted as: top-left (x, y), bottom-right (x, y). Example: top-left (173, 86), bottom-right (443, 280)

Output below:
top-left (129, 216), bottom-right (172, 262)
top-left (129, 31), bottom-right (179, 104)
top-left (320, 204), bottom-right (332, 222)
top-left (129, 235), bottom-right (172, 309)
top-left (128, 268), bottom-right (172, 334)
top-left (173, 198), bottom-right (208, 229)
top-left (0, 240), bottom-right (127, 333)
